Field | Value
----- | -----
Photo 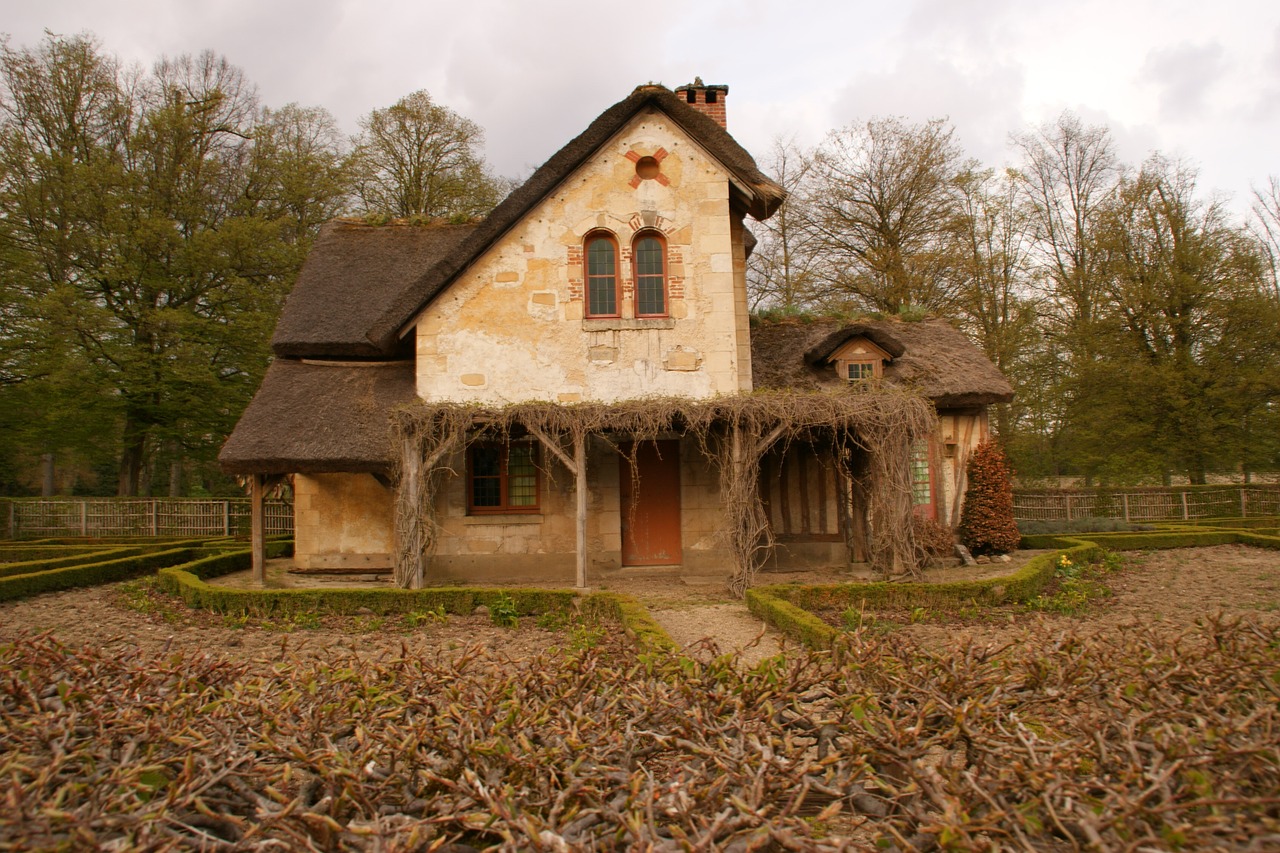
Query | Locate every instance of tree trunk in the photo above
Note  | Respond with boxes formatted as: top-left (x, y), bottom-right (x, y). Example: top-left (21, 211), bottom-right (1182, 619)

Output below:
top-left (41, 453), bottom-right (56, 497)
top-left (118, 416), bottom-right (147, 496)
top-left (169, 459), bottom-right (183, 497)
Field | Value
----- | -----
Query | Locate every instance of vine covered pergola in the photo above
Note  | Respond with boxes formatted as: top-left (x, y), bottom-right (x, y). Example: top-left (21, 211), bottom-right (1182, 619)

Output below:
top-left (390, 388), bottom-right (936, 597)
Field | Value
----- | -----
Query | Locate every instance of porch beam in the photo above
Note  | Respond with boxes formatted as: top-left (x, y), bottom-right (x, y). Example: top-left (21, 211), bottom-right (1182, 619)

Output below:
top-left (526, 426), bottom-right (574, 469)
top-left (753, 422), bottom-right (788, 456)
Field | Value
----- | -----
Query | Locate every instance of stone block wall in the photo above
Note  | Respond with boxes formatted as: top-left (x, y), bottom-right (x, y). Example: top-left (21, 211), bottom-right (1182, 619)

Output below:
top-left (293, 473), bottom-right (395, 570)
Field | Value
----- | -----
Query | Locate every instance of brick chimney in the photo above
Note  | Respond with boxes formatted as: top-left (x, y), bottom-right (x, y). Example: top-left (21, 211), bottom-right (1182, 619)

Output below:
top-left (674, 77), bottom-right (728, 128)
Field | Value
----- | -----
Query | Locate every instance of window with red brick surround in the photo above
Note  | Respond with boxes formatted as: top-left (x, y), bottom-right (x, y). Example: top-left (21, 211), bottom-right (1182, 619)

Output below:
top-left (584, 232), bottom-right (620, 318)
top-left (632, 231), bottom-right (668, 317)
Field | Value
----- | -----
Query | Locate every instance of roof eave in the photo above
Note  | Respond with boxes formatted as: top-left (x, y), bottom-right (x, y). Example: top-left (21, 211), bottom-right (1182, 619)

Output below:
top-left (365, 85), bottom-right (785, 350)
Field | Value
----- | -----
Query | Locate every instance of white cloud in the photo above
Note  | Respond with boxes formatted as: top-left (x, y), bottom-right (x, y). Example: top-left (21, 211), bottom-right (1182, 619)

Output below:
top-left (4, 0), bottom-right (1278, 209)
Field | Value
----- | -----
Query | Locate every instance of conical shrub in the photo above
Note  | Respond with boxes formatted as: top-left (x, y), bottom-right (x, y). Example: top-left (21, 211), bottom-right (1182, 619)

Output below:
top-left (959, 439), bottom-right (1021, 554)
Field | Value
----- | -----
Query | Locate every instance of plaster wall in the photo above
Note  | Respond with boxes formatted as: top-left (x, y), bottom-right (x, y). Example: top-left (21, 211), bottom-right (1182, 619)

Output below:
top-left (427, 437), bottom-right (731, 583)
top-left (293, 473), bottom-right (395, 570)
top-left (413, 109), bottom-right (750, 404)
top-left (935, 409), bottom-right (990, 527)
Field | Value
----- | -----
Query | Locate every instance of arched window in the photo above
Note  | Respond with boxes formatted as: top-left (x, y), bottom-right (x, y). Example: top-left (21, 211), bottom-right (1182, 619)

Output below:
top-left (632, 232), bottom-right (667, 317)
top-left (584, 233), bottom-right (619, 318)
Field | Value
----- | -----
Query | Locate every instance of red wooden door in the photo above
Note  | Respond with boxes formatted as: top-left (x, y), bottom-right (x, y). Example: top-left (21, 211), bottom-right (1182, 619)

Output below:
top-left (619, 440), bottom-right (682, 566)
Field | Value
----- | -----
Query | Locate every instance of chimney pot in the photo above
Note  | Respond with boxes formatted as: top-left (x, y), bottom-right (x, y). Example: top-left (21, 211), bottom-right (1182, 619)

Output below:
top-left (674, 78), bottom-right (729, 128)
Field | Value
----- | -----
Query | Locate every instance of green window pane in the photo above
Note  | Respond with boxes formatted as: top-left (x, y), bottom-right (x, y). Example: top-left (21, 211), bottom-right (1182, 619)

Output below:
top-left (472, 446), bottom-right (501, 507)
top-left (507, 444), bottom-right (538, 507)
top-left (635, 237), bottom-right (664, 315)
top-left (586, 237), bottom-right (616, 316)
top-left (635, 237), bottom-right (662, 275)
top-left (847, 362), bottom-right (874, 380)
top-left (910, 442), bottom-right (931, 505)
top-left (587, 239), bottom-right (615, 275)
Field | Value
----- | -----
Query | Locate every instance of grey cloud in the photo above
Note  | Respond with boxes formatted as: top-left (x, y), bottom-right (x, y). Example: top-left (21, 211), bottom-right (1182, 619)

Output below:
top-left (1140, 41), bottom-right (1228, 122)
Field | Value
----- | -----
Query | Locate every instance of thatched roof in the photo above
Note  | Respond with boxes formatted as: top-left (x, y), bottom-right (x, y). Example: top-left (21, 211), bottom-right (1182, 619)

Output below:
top-left (219, 360), bottom-right (415, 475)
top-left (366, 84), bottom-right (786, 354)
top-left (272, 221), bottom-right (474, 359)
top-left (751, 317), bottom-right (1014, 408)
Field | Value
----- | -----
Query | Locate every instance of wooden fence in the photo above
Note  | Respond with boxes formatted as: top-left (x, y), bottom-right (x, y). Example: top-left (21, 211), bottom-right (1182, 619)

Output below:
top-left (1013, 486), bottom-right (1280, 522)
top-left (3, 498), bottom-right (294, 539)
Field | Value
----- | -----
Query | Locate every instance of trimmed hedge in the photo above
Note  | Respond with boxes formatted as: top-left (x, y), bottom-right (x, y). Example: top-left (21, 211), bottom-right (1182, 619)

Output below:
top-left (760, 525), bottom-right (1280, 651)
top-left (0, 546), bottom-right (100, 563)
top-left (157, 550), bottom-right (678, 655)
top-left (578, 592), bottom-right (678, 655)
top-left (0, 546), bottom-right (145, 579)
top-left (1176, 516), bottom-right (1280, 530)
top-left (744, 590), bottom-right (838, 651)
top-left (1237, 531), bottom-right (1280, 551)
top-left (0, 547), bottom-right (198, 602)
top-left (1023, 529), bottom-right (1243, 551)
top-left (160, 555), bottom-right (576, 618)
top-left (746, 546), bottom-right (1101, 652)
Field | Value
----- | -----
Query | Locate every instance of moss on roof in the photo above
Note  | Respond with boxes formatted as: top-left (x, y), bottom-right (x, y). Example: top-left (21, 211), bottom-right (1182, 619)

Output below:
top-left (750, 315), bottom-right (1014, 408)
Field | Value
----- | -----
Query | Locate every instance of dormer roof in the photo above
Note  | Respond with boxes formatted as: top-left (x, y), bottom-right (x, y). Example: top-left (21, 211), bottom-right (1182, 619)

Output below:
top-left (754, 317), bottom-right (1015, 408)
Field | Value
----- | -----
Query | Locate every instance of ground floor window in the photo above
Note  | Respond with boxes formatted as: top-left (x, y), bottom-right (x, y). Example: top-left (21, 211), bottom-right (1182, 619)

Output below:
top-left (468, 442), bottom-right (540, 513)
top-left (910, 440), bottom-right (935, 518)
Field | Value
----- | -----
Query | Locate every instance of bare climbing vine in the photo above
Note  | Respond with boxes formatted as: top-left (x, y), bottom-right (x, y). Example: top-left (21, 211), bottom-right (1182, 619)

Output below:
top-left (390, 389), bottom-right (936, 594)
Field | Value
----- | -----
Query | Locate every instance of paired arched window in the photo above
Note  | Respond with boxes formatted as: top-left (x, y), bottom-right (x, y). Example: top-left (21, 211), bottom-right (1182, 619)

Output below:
top-left (585, 233), bottom-right (619, 318)
top-left (583, 230), bottom-right (668, 318)
top-left (632, 232), bottom-right (667, 317)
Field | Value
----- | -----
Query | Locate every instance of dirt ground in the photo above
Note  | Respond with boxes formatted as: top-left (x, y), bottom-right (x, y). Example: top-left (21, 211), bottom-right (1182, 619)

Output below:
top-left (0, 584), bottom-right (572, 673)
top-left (897, 543), bottom-right (1280, 648)
top-left (1, 545), bottom-right (1276, 665)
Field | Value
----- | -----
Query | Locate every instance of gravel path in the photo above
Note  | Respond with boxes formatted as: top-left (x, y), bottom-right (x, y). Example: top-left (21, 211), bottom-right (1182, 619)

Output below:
top-left (648, 603), bottom-right (783, 667)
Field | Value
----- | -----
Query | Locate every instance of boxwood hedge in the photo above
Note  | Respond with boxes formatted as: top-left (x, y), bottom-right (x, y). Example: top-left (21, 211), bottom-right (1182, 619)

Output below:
top-left (752, 525), bottom-right (1280, 651)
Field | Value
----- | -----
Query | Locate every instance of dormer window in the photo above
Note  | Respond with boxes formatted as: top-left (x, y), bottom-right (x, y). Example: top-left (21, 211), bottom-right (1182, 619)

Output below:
top-left (845, 361), bottom-right (877, 382)
top-left (828, 336), bottom-right (891, 383)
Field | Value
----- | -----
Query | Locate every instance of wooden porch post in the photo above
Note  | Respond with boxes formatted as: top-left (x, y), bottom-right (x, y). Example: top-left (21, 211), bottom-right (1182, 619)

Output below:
top-left (527, 426), bottom-right (589, 590)
top-left (251, 474), bottom-right (266, 584)
top-left (574, 434), bottom-right (588, 590)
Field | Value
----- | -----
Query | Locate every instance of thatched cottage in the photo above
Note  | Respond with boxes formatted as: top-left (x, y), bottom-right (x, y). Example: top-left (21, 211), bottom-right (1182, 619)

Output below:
top-left (220, 81), bottom-right (1012, 593)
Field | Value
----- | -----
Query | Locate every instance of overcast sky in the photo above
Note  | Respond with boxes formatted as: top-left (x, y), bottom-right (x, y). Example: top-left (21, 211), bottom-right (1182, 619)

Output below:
top-left (6, 0), bottom-right (1279, 214)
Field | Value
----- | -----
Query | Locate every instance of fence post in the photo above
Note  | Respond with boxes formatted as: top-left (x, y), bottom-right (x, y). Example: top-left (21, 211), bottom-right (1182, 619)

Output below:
top-left (7, 502), bottom-right (14, 539)
top-left (1241, 487), bottom-right (1247, 518)
top-left (1065, 494), bottom-right (1073, 521)
top-left (223, 501), bottom-right (231, 537)
top-left (150, 499), bottom-right (158, 536)
top-left (1181, 491), bottom-right (1189, 520)
top-left (1122, 493), bottom-right (1130, 522)
top-left (80, 501), bottom-right (87, 537)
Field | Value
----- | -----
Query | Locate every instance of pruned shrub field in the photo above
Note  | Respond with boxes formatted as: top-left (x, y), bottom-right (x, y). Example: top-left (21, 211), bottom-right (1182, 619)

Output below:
top-left (3, 544), bottom-right (1279, 850)
top-left (3, 615), bottom-right (1279, 849)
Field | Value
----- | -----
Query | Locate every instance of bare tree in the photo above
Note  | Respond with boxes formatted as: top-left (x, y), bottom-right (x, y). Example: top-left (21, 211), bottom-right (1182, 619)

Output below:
top-left (952, 167), bottom-right (1042, 438)
top-left (802, 116), bottom-right (965, 313)
top-left (746, 136), bottom-right (821, 311)
top-left (1012, 112), bottom-right (1121, 346)
top-left (1251, 176), bottom-right (1280, 301)
top-left (350, 90), bottom-right (503, 220)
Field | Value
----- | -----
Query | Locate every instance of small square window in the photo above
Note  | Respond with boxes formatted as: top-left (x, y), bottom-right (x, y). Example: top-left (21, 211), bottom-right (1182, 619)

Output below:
top-left (468, 443), bottom-right (540, 514)
top-left (846, 361), bottom-right (876, 381)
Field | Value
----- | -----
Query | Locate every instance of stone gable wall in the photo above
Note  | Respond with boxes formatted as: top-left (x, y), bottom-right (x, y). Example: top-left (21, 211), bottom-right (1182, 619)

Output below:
top-left (414, 109), bottom-right (751, 404)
